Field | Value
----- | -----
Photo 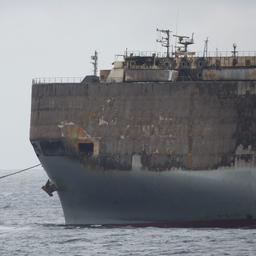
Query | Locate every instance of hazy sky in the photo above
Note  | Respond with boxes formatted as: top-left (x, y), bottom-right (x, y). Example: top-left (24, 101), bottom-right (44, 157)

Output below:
top-left (0, 0), bottom-right (255, 169)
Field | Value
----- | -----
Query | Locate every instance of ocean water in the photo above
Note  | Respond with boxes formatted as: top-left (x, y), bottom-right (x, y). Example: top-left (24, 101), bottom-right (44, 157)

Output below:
top-left (0, 169), bottom-right (256, 256)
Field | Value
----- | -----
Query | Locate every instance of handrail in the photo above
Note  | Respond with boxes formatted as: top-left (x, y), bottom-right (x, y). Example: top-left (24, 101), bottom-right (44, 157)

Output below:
top-left (125, 51), bottom-right (167, 58)
top-left (32, 77), bottom-right (83, 85)
top-left (125, 50), bottom-right (256, 58)
top-left (195, 51), bottom-right (256, 58)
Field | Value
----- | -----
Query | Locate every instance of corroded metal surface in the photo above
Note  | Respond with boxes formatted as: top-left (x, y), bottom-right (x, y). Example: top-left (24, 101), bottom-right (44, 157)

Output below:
top-left (203, 68), bottom-right (256, 80)
top-left (38, 155), bottom-right (256, 226)
top-left (30, 81), bottom-right (256, 171)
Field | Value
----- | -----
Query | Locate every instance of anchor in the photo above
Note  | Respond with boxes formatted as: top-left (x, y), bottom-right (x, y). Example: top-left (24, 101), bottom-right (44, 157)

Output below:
top-left (42, 179), bottom-right (57, 197)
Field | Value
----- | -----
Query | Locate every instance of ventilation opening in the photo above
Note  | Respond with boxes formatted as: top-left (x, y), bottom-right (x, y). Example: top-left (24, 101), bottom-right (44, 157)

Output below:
top-left (79, 143), bottom-right (94, 156)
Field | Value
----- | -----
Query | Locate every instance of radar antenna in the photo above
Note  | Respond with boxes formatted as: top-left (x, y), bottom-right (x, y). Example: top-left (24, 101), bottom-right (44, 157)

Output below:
top-left (156, 28), bottom-right (172, 58)
top-left (173, 33), bottom-right (195, 57)
top-left (91, 50), bottom-right (98, 76)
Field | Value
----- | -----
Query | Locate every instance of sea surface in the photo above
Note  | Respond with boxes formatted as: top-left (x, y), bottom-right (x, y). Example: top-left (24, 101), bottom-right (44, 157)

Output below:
top-left (0, 169), bottom-right (256, 256)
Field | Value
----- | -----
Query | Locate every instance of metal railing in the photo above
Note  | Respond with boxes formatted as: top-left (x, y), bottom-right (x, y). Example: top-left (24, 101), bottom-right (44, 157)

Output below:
top-left (32, 77), bottom-right (83, 85)
top-left (125, 50), bottom-right (256, 58)
top-left (194, 51), bottom-right (256, 58)
top-left (125, 50), bottom-right (256, 68)
top-left (125, 51), bottom-right (167, 58)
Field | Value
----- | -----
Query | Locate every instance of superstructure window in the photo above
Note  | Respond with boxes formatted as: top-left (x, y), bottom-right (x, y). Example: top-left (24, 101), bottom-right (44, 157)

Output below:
top-left (79, 143), bottom-right (94, 156)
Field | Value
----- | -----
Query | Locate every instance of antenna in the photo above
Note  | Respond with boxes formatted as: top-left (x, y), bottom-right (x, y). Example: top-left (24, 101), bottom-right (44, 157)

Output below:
top-left (91, 50), bottom-right (98, 76)
top-left (231, 43), bottom-right (238, 58)
top-left (175, 10), bottom-right (179, 55)
top-left (156, 28), bottom-right (172, 58)
top-left (203, 37), bottom-right (209, 58)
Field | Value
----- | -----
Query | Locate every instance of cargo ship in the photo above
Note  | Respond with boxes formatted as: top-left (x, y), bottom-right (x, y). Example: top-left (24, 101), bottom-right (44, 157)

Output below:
top-left (30, 30), bottom-right (256, 227)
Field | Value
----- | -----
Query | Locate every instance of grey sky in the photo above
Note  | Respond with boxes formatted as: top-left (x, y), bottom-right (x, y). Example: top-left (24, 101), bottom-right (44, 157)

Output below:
top-left (0, 0), bottom-right (255, 169)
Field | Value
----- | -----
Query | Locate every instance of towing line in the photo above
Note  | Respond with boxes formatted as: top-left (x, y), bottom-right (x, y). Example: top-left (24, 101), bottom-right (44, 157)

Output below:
top-left (0, 164), bottom-right (41, 180)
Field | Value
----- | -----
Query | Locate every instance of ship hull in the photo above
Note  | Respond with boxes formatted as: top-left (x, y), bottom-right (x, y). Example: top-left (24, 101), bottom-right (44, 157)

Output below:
top-left (30, 81), bottom-right (256, 226)
top-left (40, 155), bottom-right (256, 226)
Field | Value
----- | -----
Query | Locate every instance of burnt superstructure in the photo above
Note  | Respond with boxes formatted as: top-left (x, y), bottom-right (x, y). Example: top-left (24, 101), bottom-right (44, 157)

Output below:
top-left (30, 30), bottom-right (256, 226)
top-left (102, 32), bottom-right (256, 83)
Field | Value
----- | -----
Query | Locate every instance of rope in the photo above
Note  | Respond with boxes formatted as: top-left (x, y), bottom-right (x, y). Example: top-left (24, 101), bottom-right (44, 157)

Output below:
top-left (0, 164), bottom-right (41, 180)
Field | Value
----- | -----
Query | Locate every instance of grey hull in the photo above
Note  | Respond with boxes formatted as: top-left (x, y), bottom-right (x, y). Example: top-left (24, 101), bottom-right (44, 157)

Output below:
top-left (40, 155), bottom-right (256, 226)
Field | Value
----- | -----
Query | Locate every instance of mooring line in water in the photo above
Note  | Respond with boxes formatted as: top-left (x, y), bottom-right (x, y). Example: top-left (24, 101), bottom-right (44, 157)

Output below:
top-left (0, 164), bottom-right (41, 180)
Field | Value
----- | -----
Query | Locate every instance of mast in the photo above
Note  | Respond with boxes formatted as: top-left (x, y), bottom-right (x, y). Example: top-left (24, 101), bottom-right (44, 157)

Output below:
top-left (203, 37), bottom-right (209, 58)
top-left (231, 43), bottom-right (238, 58)
top-left (156, 28), bottom-right (172, 58)
top-left (231, 43), bottom-right (238, 66)
top-left (91, 50), bottom-right (98, 76)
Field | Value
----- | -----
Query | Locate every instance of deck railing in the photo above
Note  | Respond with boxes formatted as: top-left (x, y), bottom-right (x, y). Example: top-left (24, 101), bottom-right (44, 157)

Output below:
top-left (124, 51), bottom-right (167, 58)
top-left (195, 51), bottom-right (256, 58)
top-left (125, 50), bottom-right (256, 58)
top-left (32, 77), bottom-right (83, 85)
